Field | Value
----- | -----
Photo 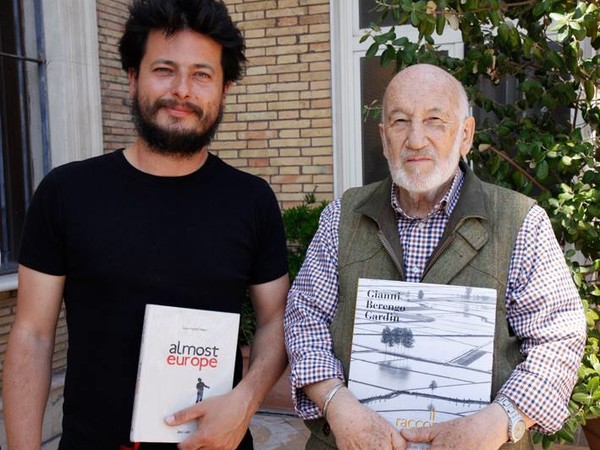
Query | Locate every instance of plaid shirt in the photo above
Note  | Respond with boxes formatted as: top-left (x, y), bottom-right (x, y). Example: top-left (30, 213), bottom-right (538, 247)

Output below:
top-left (284, 170), bottom-right (586, 433)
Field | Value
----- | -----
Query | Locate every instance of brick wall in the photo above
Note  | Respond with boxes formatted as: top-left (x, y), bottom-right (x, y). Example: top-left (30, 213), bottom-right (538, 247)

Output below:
top-left (0, 291), bottom-right (67, 389)
top-left (0, 292), bottom-right (17, 389)
top-left (221, 0), bottom-right (334, 207)
top-left (97, 0), bottom-right (137, 152)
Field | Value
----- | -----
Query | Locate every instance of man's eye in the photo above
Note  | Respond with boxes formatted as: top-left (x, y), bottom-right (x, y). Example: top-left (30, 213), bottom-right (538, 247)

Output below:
top-left (154, 67), bottom-right (172, 74)
top-left (427, 117), bottom-right (444, 124)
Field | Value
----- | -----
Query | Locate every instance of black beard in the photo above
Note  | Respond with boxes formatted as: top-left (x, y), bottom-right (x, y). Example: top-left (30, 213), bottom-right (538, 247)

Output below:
top-left (131, 97), bottom-right (223, 157)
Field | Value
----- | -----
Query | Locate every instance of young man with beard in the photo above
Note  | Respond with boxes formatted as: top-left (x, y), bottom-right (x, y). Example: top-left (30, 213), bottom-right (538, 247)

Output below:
top-left (3, 1), bottom-right (289, 449)
top-left (284, 64), bottom-right (586, 450)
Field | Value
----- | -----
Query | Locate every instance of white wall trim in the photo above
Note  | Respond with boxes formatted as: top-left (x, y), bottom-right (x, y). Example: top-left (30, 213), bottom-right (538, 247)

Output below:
top-left (42, 0), bottom-right (104, 169)
top-left (0, 273), bottom-right (18, 292)
top-left (330, 1), bottom-right (352, 198)
top-left (330, 0), bottom-right (364, 197)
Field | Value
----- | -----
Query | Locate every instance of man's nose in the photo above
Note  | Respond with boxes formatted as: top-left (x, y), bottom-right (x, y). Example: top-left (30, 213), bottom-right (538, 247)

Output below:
top-left (406, 121), bottom-right (428, 150)
top-left (171, 73), bottom-right (191, 100)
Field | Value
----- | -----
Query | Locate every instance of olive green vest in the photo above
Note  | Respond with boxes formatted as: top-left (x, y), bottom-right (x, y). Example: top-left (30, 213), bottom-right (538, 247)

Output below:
top-left (305, 165), bottom-right (535, 450)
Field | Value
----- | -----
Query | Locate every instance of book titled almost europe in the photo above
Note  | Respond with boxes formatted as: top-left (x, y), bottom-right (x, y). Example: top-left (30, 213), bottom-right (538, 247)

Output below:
top-left (348, 278), bottom-right (497, 439)
top-left (130, 304), bottom-right (240, 443)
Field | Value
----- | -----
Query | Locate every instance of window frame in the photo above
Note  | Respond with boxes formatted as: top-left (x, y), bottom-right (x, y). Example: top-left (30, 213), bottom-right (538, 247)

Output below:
top-left (0, 0), bottom-right (104, 287)
top-left (0, 0), bottom-right (50, 274)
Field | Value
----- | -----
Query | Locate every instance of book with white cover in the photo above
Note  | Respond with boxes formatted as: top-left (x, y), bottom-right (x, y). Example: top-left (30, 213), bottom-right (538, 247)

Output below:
top-left (348, 278), bottom-right (496, 434)
top-left (130, 304), bottom-right (240, 443)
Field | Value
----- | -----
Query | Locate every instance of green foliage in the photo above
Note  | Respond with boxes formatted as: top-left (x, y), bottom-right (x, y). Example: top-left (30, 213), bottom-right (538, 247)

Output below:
top-left (282, 192), bottom-right (328, 282)
top-left (239, 193), bottom-right (327, 346)
top-left (239, 292), bottom-right (257, 346)
top-left (363, 0), bottom-right (599, 445)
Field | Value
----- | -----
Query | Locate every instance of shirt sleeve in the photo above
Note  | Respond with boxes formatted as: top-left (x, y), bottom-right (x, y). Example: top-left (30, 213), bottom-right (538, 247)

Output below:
top-left (283, 199), bottom-right (345, 420)
top-left (18, 170), bottom-right (67, 275)
top-left (500, 205), bottom-right (587, 433)
top-left (249, 180), bottom-right (289, 285)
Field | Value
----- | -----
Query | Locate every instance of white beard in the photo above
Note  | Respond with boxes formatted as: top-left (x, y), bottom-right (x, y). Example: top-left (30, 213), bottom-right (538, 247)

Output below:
top-left (387, 129), bottom-right (463, 195)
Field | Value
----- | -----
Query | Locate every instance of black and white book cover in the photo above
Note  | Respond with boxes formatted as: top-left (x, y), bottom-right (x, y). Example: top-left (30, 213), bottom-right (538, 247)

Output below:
top-left (348, 278), bottom-right (496, 433)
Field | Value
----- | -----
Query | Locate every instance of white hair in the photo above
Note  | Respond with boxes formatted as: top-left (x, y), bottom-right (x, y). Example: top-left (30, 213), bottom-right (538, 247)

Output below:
top-left (381, 64), bottom-right (471, 123)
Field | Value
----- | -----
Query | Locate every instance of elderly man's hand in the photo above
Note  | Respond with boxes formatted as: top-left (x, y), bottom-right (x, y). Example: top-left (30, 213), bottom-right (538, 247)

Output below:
top-left (326, 388), bottom-right (407, 450)
top-left (401, 404), bottom-right (511, 450)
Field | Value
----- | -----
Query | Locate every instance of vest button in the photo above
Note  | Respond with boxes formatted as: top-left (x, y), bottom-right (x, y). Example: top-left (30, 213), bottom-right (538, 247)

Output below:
top-left (323, 422), bottom-right (331, 436)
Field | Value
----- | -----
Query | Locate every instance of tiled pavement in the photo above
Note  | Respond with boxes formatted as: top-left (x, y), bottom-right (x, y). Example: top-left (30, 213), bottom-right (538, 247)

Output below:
top-left (249, 410), bottom-right (591, 450)
top-left (250, 412), bottom-right (309, 450)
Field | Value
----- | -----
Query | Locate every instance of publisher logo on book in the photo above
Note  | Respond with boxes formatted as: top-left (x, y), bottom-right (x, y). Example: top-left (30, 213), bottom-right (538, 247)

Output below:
top-left (396, 408), bottom-right (437, 429)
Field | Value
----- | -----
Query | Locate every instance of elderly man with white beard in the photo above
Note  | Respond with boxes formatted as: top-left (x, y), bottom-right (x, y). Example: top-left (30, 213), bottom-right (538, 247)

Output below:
top-left (284, 64), bottom-right (586, 450)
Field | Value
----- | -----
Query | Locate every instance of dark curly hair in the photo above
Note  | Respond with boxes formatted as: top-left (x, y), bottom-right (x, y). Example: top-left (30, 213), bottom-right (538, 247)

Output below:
top-left (119, 0), bottom-right (246, 85)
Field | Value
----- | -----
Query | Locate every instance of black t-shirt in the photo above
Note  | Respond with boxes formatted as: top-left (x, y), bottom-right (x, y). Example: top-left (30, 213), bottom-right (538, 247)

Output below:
top-left (19, 150), bottom-right (288, 450)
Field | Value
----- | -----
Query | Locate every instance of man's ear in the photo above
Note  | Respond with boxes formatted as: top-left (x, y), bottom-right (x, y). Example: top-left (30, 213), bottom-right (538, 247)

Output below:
top-left (128, 68), bottom-right (138, 98)
top-left (222, 81), bottom-right (233, 100)
top-left (460, 116), bottom-right (476, 158)
top-left (379, 122), bottom-right (390, 161)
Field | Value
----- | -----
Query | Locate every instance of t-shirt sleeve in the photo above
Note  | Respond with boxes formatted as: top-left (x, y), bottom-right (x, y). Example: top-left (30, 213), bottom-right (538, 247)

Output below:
top-left (18, 170), bottom-right (67, 275)
top-left (249, 181), bottom-right (288, 285)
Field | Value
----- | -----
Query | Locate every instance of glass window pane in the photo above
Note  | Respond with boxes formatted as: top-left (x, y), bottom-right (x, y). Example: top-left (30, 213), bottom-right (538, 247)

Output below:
top-left (0, 0), bottom-right (42, 273)
top-left (359, 0), bottom-right (397, 30)
top-left (360, 56), bottom-right (395, 185)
